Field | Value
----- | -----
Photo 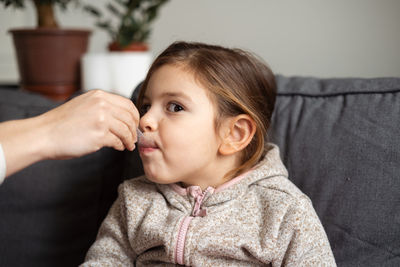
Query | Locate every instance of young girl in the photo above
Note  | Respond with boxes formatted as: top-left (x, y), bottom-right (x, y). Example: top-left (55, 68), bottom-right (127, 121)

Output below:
top-left (82, 42), bottom-right (336, 266)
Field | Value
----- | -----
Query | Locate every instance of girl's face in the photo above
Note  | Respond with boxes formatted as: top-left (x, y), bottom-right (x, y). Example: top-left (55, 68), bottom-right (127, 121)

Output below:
top-left (138, 64), bottom-right (230, 189)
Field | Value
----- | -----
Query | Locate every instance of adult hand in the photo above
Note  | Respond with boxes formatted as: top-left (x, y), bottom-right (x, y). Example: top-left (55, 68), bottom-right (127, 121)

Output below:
top-left (0, 90), bottom-right (140, 178)
top-left (41, 89), bottom-right (140, 159)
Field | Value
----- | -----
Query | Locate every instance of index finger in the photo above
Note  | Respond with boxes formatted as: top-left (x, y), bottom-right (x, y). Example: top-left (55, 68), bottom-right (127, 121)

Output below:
top-left (101, 91), bottom-right (140, 126)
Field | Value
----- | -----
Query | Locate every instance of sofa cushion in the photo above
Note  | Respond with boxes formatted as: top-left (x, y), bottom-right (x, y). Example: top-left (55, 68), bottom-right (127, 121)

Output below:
top-left (0, 89), bottom-right (126, 267)
top-left (270, 76), bottom-right (400, 266)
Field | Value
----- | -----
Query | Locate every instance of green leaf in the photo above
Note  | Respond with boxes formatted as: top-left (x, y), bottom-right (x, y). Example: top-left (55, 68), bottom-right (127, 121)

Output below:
top-left (0, 0), bottom-right (24, 8)
top-left (107, 3), bottom-right (123, 18)
top-left (83, 5), bottom-right (102, 17)
top-left (114, 0), bottom-right (128, 8)
top-left (96, 20), bottom-right (111, 29)
top-left (89, 0), bottom-right (169, 44)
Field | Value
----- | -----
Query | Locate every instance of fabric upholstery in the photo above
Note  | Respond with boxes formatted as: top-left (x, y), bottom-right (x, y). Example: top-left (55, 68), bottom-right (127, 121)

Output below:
top-left (270, 76), bottom-right (400, 267)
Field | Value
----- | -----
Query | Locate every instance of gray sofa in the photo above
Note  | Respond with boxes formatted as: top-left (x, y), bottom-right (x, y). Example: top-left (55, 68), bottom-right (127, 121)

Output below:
top-left (0, 75), bottom-right (399, 266)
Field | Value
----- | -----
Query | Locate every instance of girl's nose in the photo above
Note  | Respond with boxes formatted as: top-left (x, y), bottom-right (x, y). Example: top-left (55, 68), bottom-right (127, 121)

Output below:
top-left (139, 109), bottom-right (157, 133)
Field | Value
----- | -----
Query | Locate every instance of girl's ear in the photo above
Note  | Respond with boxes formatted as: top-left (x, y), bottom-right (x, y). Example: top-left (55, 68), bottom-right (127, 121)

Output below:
top-left (219, 114), bottom-right (256, 156)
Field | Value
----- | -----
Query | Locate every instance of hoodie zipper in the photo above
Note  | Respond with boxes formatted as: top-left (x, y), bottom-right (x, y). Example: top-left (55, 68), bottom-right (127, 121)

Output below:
top-left (174, 187), bottom-right (213, 265)
top-left (175, 216), bottom-right (194, 265)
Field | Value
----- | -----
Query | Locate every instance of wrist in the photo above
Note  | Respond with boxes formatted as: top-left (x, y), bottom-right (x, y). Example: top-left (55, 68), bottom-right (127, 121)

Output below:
top-left (20, 115), bottom-right (52, 162)
top-left (31, 112), bottom-right (57, 160)
top-left (0, 115), bottom-right (52, 177)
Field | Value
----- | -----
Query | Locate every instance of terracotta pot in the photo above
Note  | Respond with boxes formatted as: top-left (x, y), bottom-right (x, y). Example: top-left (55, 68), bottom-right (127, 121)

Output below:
top-left (108, 41), bottom-right (149, 52)
top-left (10, 28), bottom-right (91, 101)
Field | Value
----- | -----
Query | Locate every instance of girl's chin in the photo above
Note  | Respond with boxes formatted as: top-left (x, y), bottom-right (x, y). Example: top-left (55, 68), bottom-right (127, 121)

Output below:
top-left (143, 169), bottom-right (172, 184)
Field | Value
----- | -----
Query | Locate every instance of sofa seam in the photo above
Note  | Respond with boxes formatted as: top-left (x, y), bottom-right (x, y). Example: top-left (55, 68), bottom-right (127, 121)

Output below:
top-left (277, 88), bottom-right (400, 98)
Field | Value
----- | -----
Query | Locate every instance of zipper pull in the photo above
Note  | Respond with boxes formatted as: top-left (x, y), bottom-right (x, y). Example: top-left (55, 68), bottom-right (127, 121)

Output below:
top-left (190, 187), bottom-right (214, 217)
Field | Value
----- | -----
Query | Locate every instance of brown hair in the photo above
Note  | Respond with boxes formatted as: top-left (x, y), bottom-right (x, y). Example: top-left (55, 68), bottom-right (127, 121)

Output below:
top-left (137, 41), bottom-right (276, 178)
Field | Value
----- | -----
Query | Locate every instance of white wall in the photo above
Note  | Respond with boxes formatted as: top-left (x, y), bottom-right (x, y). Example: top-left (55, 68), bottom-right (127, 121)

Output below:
top-left (1, 0), bottom-right (399, 83)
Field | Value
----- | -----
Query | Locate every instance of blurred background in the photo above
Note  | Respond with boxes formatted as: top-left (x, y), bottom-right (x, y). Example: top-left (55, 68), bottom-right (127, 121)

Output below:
top-left (1, 0), bottom-right (399, 85)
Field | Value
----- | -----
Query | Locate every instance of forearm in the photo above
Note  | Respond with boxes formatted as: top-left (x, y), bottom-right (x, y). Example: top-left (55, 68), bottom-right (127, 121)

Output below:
top-left (0, 90), bottom-right (139, 181)
top-left (0, 115), bottom-right (51, 178)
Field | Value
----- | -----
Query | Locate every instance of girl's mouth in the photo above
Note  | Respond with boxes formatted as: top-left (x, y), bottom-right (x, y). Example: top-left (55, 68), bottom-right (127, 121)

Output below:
top-left (139, 145), bottom-right (158, 154)
top-left (137, 131), bottom-right (159, 153)
top-left (138, 141), bottom-right (159, 154)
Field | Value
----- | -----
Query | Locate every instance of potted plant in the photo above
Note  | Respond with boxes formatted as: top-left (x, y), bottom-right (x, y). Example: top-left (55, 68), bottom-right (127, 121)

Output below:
top-left (83, 0), bottom-right (169, 52)
top-left (1, 0), bottom-right (91, 101)
top-left (81, 0), bottom-right (168, 98)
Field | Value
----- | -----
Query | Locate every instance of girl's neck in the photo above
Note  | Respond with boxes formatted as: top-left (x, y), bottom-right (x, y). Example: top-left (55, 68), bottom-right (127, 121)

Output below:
top-left (181, 167), bottom-right (252, 191)
top-left (177, 168), bottom-right (253, 192)
top-left (178, 152), bottom-right (243, 190)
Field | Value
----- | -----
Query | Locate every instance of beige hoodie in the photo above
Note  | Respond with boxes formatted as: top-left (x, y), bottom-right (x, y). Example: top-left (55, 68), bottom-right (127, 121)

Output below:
top-left (82, 144), bottom-right (336, 266)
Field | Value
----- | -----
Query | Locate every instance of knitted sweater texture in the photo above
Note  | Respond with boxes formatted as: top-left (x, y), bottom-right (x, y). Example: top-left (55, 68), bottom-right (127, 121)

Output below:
top-left (82, 144), bottom-right (336, 266)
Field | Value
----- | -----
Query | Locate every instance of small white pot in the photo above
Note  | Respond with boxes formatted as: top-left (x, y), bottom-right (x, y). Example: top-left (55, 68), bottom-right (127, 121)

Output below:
top-left (82, 52), bottom-right (152, 98)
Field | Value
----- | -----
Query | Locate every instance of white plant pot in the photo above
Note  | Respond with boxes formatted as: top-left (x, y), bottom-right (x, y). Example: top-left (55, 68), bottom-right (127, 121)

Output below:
top-left (82, 52), bottom-right (152, 98)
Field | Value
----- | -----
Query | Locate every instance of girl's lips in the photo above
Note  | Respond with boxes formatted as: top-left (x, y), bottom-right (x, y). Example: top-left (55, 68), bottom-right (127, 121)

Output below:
top-left (139, 146), bottom-right (158, 153)
top-left (138, 135), bottom-right (159, 154)
top-left (137, 132), bottom-right (157, 147)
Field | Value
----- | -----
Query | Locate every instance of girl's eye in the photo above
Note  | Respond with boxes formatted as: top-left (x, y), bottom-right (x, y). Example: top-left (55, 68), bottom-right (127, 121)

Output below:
top-left (140, 104), bottom-right (151, 115)
top-left (166, 103), bottom-right (184, 112)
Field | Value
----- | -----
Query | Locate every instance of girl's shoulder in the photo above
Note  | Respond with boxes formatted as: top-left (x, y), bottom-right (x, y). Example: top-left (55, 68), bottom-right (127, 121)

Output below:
top-left (254, 172), bottom-right (306, 194)
top-left (253, 175), bottom-right (312, 208)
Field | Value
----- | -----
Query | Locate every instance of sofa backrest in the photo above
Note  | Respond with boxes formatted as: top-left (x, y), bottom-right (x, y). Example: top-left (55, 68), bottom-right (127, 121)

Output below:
top-left (0, 89), bottom-right (127, 267)
top-left (270, 76), bottom-right (400, 266)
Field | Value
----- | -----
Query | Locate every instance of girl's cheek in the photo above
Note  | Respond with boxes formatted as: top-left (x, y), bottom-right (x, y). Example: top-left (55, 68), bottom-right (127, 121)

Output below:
top-left (160, 127), bottom-right (173, 143)
top-left (160, 127), bottom-right (184, 149)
